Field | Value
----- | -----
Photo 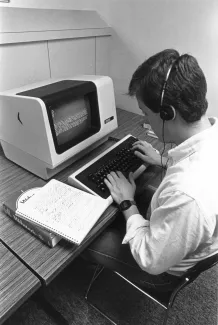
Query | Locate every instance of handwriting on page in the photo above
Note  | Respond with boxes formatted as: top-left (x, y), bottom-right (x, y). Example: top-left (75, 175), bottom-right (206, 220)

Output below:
top-left (25, 181), bottom-right (99, 231)
top-left (17, 179), bottom-right (109, 244)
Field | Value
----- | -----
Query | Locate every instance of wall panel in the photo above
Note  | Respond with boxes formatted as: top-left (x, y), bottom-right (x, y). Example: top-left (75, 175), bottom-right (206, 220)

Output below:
top-left (96, 36), bottom-right (110, 76)
top-left (0, 42), bottom-right (50, 91)
top-left (48, 38), bottom-right (95, 78)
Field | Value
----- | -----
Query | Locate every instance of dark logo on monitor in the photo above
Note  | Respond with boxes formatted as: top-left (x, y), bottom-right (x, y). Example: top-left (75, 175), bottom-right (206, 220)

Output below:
top-left (17, 112), bottom-right (23, 125)
top-left (104, 116), bottom-right (114, 124)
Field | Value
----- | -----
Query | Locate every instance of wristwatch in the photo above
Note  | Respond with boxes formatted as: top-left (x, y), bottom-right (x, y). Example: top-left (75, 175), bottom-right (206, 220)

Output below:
top-left (119, 200), bottom-right (136, 211)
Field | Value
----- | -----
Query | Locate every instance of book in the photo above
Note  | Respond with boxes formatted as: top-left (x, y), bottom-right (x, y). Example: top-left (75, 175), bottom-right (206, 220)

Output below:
top-left (3, 179), bottom-right (61, 248)
top-left (15, 179), bottom-right (110, 245)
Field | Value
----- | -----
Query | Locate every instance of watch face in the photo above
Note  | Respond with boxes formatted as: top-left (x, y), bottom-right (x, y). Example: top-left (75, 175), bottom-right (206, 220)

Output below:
top-left (120, 200), bottom-right (131, 210)
top-left (119, 200), bottom-right (136, 211)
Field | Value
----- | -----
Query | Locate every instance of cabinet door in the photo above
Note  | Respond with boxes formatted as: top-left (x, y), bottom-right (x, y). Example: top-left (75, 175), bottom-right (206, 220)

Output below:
top-left (48, 38), bottom-right (95, 78)
top-left (0, 42), bottom-right (50, 91)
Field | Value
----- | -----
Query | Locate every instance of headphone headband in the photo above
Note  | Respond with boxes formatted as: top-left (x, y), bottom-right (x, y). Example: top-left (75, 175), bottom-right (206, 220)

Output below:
top-left (160, 58), bottom-right (179, 121)
top-left (160, 64), bottom-right (174, 107)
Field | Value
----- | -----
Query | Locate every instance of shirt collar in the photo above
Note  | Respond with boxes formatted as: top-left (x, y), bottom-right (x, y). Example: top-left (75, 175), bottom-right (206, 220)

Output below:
top-left (168, 117), bottom-right (218, 163)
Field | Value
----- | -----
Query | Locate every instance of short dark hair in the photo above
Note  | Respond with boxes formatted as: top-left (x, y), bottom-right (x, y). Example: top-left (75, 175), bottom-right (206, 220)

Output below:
top-left (128, 49), bottom-right (208, 123)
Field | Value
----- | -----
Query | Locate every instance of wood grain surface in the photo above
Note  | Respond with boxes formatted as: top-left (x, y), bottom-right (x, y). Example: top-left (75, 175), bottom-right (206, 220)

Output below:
top-left (0, 109), bottom-right (168, 286)
top-left (0, 242), bottom-right (40, 325)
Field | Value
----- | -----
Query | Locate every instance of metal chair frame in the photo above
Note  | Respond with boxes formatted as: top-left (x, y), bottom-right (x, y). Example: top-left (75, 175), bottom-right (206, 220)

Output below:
top-left (85, 253), bottom-right (218, 325)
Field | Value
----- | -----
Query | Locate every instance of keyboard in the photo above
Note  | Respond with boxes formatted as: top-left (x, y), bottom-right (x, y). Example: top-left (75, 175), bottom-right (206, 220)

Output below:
top-left (68, 134), bottom-right (147, 204)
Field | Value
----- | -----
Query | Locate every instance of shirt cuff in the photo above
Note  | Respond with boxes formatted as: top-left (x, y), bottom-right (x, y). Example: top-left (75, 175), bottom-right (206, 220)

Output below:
top-left (122, 213), bottom-right (149, 244)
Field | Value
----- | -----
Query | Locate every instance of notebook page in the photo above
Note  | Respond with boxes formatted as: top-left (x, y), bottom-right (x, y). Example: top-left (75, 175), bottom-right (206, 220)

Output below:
top-left (16, 179), bottom-right (109, 244)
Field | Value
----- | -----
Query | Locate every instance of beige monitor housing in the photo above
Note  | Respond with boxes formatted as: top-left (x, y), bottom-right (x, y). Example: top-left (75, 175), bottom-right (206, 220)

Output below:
top-left (0, 75), bottom-right (117, 179)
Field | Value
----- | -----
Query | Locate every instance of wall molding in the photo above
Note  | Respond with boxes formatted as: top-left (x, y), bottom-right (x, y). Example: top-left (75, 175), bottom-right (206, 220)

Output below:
top-left (0, 7), bottom-right (111, 44)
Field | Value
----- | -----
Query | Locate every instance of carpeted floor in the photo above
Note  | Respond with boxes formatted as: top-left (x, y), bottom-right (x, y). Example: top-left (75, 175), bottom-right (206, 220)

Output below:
top-left (4, 256), bottom-right (218, 325)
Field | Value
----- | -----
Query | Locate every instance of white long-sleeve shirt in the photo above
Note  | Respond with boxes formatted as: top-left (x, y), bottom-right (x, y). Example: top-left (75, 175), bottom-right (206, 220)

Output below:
top-left (122, 117), bottom-right (218, 276)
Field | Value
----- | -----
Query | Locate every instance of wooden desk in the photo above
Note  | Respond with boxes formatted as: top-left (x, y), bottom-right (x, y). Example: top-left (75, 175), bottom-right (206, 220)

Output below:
top-left (0, 174), bottom-right (118, 286)
top-left (0, 109), bottom-right (168, 286)
top-left (0, 241), bottom-right (40, 325)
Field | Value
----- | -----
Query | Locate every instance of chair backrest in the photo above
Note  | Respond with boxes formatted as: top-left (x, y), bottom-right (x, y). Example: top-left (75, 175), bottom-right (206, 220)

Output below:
top-left (182, 253), bottom-right (218, 284)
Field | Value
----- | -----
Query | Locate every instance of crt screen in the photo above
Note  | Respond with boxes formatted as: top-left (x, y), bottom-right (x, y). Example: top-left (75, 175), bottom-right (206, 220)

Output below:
top-left (51, 96), bottom-right (91, 146)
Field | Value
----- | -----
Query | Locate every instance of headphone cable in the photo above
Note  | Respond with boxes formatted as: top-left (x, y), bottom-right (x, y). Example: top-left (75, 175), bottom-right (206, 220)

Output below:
top-left (161, 120), bottom-right (166, 167)
top-left (160, 120), bottom-right (166, 180)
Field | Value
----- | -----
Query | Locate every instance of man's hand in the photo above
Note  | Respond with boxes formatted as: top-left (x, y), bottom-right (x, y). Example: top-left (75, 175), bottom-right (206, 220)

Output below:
top-left (104, 171), bottom-right (136, 205)
top-left (132, 140), bottom-right (162, 166)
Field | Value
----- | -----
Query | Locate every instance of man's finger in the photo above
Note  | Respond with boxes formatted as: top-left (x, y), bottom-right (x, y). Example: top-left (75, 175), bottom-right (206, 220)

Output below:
top-left (128, 172), bottom-right (135, 186)
top-left (133, 140), bottom-right (149, 146)
top-left (104, 178), bottom-right (113, 189)
top-left (106, 173), bottom-right (117, 185)
top-left (109, 171), bottom-right (119, 179)
top-left (117, 171), bottom-right (126, 179)
top-left (134, 151), bottom-right (151, 164)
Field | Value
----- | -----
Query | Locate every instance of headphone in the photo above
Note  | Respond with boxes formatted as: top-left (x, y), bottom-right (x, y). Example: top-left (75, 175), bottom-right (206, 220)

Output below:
top-left (159, 60), bottom-right (179, 177)
top-left (159, 62), bottom-right (177, 121)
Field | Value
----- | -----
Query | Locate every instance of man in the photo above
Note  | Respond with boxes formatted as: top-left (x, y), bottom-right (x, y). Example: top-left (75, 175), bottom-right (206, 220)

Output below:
top-left (83, 49), bottom-right (218, 291)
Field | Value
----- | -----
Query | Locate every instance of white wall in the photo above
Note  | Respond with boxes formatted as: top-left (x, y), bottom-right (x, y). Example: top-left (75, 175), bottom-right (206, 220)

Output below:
top-left (1, 0), bottom-right (218, 117)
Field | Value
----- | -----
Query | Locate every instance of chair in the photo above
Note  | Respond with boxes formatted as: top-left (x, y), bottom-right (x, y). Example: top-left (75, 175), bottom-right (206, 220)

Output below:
top-left (85, 253), bottom-right (218, 325)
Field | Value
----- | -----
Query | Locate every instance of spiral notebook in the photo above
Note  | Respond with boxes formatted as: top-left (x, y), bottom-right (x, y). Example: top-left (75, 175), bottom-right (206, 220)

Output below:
top-left (16, 179), bottom-right (110, 245)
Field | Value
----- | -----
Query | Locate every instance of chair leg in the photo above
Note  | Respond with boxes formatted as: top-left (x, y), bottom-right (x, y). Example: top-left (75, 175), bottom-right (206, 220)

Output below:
top-left (85, 266), bottom-right (171, 325)
top-left (86, 299), bottom-right (117, 325)
top-left (85, 264), bottom-right (117, 325)
top-left (162, 308), bottom-right (169, 325)
top-left (85, 264), bottom-right (104, 299)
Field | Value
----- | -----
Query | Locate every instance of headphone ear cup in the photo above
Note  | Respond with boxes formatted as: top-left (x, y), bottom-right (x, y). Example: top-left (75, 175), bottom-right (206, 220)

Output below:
top-left (160, 105), bottom-right (176, 121)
